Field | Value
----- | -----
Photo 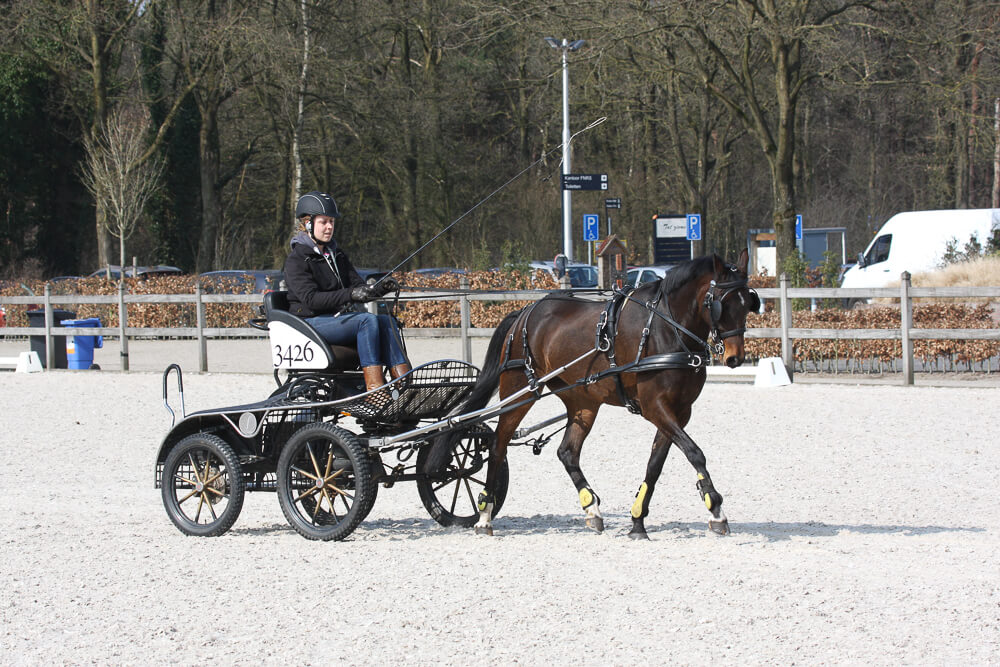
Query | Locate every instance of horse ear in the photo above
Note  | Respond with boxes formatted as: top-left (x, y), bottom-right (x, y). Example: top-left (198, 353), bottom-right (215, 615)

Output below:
top-left (736, 247), bottom-right (750, 274)
top-left (712, 254), bottom-right (727, 275)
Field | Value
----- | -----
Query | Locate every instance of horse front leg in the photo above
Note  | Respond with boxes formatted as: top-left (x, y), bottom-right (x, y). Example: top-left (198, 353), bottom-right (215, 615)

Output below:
top-left (555, 405), bottom-right (603, 533)
top-left (669, 426), bottom-right (729, 535)
top-left (628, 429), bottom-right (672, 540)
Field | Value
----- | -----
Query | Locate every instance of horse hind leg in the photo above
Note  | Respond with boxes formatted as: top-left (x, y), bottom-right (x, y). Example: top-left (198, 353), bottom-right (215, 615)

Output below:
top-left (474, 399), bottom-right (531, 536)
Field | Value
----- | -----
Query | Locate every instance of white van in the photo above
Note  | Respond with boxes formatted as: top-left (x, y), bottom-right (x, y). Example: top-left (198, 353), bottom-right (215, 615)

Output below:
top-left (841, 208), bottom-right (1000, 290)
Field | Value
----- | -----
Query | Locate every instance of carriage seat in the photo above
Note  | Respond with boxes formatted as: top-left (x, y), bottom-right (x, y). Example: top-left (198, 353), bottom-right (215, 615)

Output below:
top-left (263, 291), bottom-right (360, 371)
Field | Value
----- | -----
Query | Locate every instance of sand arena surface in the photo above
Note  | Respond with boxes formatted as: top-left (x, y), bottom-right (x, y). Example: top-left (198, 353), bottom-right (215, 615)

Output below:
top-left (1, 347), bottom-right (998, 664)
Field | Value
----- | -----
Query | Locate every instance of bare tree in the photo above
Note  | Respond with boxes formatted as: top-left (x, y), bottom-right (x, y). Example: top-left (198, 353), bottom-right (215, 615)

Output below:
top-left (81, 106), bottom-right (166, 274)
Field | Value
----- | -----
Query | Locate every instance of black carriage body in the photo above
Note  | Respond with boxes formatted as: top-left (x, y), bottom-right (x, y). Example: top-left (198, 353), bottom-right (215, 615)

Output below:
top-left (155, 359), bottom-right (482, 491)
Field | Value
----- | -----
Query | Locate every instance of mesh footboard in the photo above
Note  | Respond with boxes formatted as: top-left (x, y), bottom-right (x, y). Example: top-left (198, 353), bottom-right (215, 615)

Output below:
top-left (340, 360), bottom-right (479, 423)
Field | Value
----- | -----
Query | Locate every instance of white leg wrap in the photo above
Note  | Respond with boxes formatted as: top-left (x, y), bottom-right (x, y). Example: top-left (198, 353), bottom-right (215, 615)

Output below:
top-left (474, 503), bottom-right (494, 534)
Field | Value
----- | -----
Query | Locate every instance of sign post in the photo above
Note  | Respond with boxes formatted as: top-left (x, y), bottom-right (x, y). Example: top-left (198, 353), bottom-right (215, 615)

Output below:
top-left (686, 214), bottom-right (702, 259)
top-left (561, 174), bottom-right (609, 190)
top-left (583, 214), bottom-right (599, 264)
top-left (604, 197), bottom-right (621, 237)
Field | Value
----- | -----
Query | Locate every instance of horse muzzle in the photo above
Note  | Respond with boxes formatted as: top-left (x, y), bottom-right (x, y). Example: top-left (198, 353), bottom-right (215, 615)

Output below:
top-left (721, 336), bottom-right (746, 368)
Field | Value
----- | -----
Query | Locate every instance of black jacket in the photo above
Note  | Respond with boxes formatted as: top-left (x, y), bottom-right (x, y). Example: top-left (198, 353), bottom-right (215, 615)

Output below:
top-left (283, 232), bottom-right (364, 317)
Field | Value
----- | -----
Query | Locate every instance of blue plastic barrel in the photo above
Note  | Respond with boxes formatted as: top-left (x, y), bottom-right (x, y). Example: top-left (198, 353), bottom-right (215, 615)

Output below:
top-left (62, 318), bottom-right (103, 370)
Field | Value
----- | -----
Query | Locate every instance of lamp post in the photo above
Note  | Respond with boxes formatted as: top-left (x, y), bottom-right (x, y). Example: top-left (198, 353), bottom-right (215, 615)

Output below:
top-left (545, 37), bottom-right (584, 262)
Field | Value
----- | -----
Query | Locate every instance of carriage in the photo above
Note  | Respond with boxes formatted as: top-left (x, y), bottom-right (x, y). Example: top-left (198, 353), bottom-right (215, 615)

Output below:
top-left (154, 290), bottom-right (545, 541)
top-left (155, 250), bottom-right (757, 540)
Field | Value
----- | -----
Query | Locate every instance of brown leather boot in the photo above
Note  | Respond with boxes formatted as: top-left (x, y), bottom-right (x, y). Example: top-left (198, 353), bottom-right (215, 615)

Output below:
top-left (389, 363), bottom-right (412, 380)
top-left (362, 365), bottom-right (386, 392)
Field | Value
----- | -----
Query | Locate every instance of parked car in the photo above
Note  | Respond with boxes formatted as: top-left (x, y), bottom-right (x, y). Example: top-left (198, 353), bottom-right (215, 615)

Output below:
top-left (89, 265), bottom-right (183, 280)
top-left (625, 265), bottom-right (674, 288)
top-left (356, 268), bottom-right (390, 285)
top-left (528, 261), bottom-right (598, 288)
top-left (199, 269), bottom-right (283, 294)
top-left (410, 267), bottom-right (467, 279)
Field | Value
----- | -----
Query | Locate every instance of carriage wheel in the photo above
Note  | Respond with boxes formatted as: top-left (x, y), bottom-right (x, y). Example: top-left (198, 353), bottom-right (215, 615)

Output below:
top-left (277, 423), bottom-right (372, 541)
top-left (300, 469), bottom-right (378, 525)
top-left (416, 427), bottom-right (509, 528)
top-left (161, 433), bottom-right (245, 537)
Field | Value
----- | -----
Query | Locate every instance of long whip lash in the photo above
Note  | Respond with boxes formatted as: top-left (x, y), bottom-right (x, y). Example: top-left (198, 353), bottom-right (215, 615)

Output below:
top-left (372, 117), bottom-right (607, 287)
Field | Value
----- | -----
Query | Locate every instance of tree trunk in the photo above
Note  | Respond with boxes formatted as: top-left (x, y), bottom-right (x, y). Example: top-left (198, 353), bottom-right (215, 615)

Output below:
top-left (291, 0), bottom-right (310, 230)
top-left (993, 98), bottom-right (1000, 208)
top-left (86, 0), bottom-right (113, 268)
top-left (196, 103), bottom-right (222, 273)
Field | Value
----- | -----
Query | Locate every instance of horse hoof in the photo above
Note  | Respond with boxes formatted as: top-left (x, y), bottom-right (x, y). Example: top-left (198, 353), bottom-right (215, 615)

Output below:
top-left (474, 525), bottom-right (494, 536)
top-left (586, 516), bottom-right (604, 533)
top-left (627, 529), bottom-right (649, 541)
top-left (709, 518), bottom-right (730, 535)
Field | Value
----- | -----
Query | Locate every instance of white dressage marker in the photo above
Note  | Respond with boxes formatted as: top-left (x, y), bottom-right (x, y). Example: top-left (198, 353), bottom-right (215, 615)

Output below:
top-left (0, 351), bottom-right (43, 373)
top-left (705, 356), bottom-right (791, 387)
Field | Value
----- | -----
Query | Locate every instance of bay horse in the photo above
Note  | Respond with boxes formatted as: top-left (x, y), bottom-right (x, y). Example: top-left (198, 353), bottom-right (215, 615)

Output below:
top-left (457, 249), bottom-right (758, 538)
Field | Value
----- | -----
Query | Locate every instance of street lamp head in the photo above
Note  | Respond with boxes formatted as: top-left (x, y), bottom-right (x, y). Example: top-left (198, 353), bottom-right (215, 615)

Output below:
top-left (568, 39), bottom-right (585, 51)
top-left (544, 37), bottom-right (560, 49)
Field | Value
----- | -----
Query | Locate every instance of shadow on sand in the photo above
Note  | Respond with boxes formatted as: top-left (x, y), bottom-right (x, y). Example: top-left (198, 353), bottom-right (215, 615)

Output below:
top-left (228, 514), bottom-right (984, 541)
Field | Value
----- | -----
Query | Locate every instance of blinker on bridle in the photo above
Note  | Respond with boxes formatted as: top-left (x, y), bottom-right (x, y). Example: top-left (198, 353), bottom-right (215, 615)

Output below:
top-left (703, 268), bottom-right (758, 345)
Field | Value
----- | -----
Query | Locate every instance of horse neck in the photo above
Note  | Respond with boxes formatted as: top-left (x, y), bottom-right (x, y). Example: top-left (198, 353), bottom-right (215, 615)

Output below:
top-left (662, 273), bottom-right (712, 342)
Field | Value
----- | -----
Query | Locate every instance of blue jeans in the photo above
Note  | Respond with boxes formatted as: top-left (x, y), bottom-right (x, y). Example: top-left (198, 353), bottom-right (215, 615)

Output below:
top-left (305, 312), bottom-right (408, 368)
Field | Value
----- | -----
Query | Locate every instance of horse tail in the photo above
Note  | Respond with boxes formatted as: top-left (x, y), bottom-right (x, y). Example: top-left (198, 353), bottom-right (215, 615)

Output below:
top-left (460, 307), bottom-right (523, 412)
top-left (423, 308), bottom-right (523, 476)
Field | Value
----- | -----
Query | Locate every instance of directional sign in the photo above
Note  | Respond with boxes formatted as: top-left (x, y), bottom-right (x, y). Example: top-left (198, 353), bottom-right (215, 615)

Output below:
top-left (562, 173), bottom-right (609, 191)
top-left (604, 197), bottom-right (621, 209)
top-left (583, 214), bottom-right (600, 242)
top-left (686, 214), bottom-right (702, 241)
top-left (795, 214), bottom-right (803, 240)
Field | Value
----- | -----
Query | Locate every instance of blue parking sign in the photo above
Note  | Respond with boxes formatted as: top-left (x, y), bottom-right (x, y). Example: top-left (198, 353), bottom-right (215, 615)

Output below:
top-left (583, 214), bottom-right (600, 242)
top-left (795, 214), bottom-right (802, 240)
top-left (686, 214), bottom-right (701, 241)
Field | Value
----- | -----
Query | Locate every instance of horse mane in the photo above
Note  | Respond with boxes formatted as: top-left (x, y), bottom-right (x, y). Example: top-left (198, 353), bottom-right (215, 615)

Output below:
top-left (657, 254), bottom-right (718, 295)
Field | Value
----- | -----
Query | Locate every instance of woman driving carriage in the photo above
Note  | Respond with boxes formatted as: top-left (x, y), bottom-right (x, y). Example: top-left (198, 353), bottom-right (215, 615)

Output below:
top-left (283, 191), bottom-right (410, 393)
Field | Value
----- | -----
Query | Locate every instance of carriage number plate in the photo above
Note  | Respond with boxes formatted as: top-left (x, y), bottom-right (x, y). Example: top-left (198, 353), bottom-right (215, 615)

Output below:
top-left (273, 342), bottom-right (316, 367)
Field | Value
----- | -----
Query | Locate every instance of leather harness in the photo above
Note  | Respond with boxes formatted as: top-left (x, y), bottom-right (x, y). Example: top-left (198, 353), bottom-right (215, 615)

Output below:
top-left (500, 268), bottom-right (754, 417)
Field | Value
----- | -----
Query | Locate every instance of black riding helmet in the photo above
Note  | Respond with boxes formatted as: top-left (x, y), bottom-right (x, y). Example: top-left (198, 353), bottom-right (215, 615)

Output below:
top-left (295, 191), bottom-right (342, 220)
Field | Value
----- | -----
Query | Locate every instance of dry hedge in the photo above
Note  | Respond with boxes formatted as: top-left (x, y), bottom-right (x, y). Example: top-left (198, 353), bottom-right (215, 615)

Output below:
top-left (3, 272), bottom-right (997, 366)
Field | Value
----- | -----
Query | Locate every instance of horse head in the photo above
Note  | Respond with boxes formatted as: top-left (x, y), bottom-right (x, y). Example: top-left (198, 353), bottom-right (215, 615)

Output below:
top-left (705, 248), bottom-right (757, 368)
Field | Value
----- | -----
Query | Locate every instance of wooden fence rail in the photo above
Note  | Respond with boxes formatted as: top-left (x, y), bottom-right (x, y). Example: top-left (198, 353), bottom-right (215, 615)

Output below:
top-left (2, 274), bottom-right (999, 384)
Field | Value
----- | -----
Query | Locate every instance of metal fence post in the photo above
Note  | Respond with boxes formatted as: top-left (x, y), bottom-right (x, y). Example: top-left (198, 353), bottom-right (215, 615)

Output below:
top-left (196, 282), bottom-right (207, 372)
top-left (900, 271), bottom-right (913, 385)
top-left (459, 276), bottom-right (472, 363)
top-left (43, 283), bottom-right (54, 370)
top-left (779, 273), bottom-right (794, 381)
top-left (118, 281), bottom-right (129, 371)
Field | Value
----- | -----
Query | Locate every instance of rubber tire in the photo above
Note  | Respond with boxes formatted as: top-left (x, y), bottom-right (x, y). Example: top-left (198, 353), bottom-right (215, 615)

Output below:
top-left (416, 428), bottom-right (509, 528)
top-left (161, 433), bottom-right (245, 537)
top-left (277, 423), bottom-right (372, 541)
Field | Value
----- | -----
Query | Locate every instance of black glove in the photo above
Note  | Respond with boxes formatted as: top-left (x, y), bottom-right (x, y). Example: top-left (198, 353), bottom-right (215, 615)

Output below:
top-left (350, 285), bottom-right (375, 302)
top-left (375, 277), bottom-right (400, 297)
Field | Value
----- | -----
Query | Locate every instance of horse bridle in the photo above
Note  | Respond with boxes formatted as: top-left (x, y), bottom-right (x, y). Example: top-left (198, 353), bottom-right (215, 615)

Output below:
top-left (703, 269), bottom-right (759, 344)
